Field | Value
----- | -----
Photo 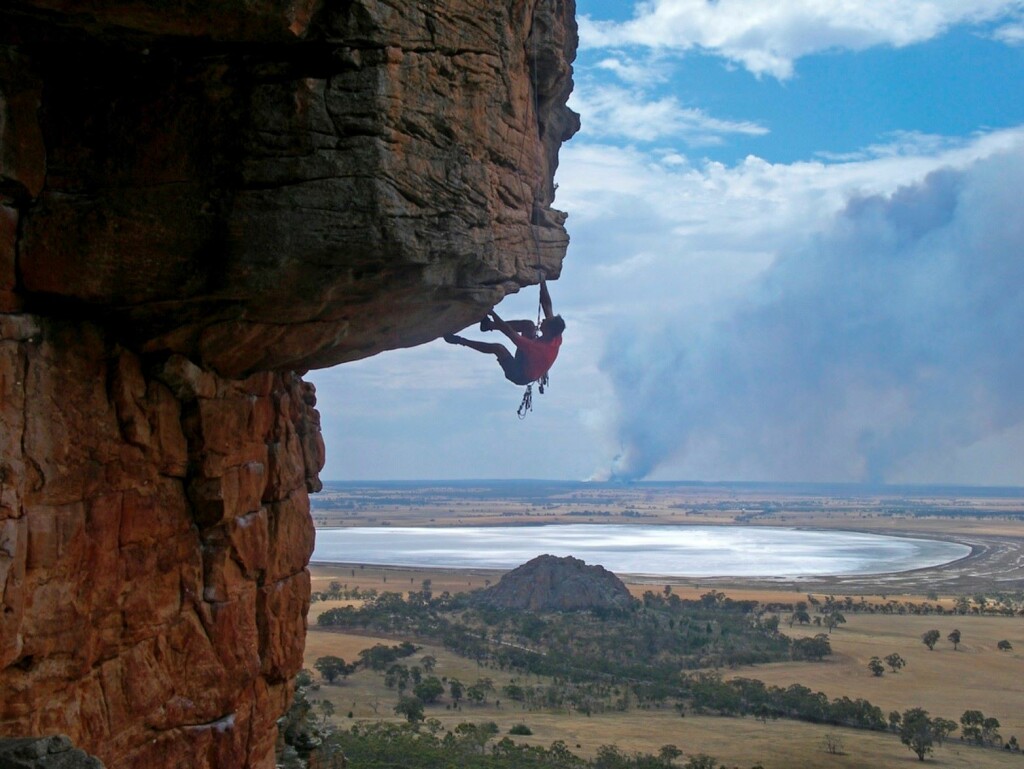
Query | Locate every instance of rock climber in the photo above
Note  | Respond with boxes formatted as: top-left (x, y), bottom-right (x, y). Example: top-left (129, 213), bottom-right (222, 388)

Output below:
top-left (444, 278), bottom-right (564, 386)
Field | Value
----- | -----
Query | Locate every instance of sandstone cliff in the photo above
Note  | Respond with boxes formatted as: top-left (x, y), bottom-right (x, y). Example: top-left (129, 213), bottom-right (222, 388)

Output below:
top-left (476, 555), bottom-right (634, 612)
top-left (0, 1), bottom-right (578, 766)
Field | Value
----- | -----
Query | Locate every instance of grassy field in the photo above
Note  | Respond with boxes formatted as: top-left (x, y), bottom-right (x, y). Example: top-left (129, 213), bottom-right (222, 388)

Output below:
top-left (735, 613), bottom-right (1024, 741)
top-left (310, 563), bottom-right (503, 609)
top-left (302, 628), bottom-right (1024, 769)
top-left (302, 566), bottom-right (1024, 768)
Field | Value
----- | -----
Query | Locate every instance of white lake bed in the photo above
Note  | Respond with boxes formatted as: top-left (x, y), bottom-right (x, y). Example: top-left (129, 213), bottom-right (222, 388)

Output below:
top-left (311, 524), bottom-right (971, 578)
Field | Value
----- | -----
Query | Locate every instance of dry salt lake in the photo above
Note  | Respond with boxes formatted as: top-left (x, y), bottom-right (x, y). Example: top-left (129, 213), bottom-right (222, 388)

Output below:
top-left (311, 524), bottom-right (971, 578)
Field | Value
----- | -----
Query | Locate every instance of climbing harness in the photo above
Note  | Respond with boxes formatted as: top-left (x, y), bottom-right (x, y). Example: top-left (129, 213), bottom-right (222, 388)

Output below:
top-left (515, 259), bottom-right (550, 419)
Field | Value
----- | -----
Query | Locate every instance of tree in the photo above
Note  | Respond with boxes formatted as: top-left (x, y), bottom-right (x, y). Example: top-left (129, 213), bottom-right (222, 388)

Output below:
top-left (467, 678), bottom-right (493, 704)
top-left (824, 612), bottom-right (846, 634)
top-left (868, 657), bottom-right (885, 677)
top-left (823, 733), bottom-right (844, 755)
top-left (454, 721), bottom-right (500, 754)
top-left (997, 639), bottom-right (1013, 651)
top-left (899, 707), bottom-right (937, 761)
top-left (931, 718), bottom-right (958, 746)
top-left (317, 699), bottom-right (335, 725)
top-left (683, 755), bottom-right (717, 769)
top-left (790, 609), bottom-right (811, 627)
top-left (884, 652), bottom-right (906, 673)
top-left (961, 711), bottom-right (1001, 746)
top-left (359, 642), bottom-right (417, 671)
top-left (314, 655), bottom-right (350, 684)
top-left (888, 710), bottom-right (902, 733)
top-left (921, 629), bottom-right (941, 650)
top-left (449, 678), bottom-right (464, 704)
top-left (947, 629), bottom-right (961, 650)
top-left (658, 744), bottom-right (683, 766)
top-left (594, 745), bottom-right (630, 769)
top-left (960, 710), bottom-right (986, 744)
top-left (983, 717), bottom-right (1002, 746)
top-left (384, 664), bottom-right (410, 693)
top-left (413, 676), bottom-right (445, 704)
top-left (466, 684), bottom-right (486, 704)
top-left (394, 695), bottom-right (425, 724)
top-left (420, 654), bottom-right (437, 673)
top-left (792, 633), bottom-right (831, 661)
top-left (700, 590), bottom-right (725, 607)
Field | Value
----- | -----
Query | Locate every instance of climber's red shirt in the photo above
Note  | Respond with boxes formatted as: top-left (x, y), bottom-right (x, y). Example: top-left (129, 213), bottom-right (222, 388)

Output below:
top-left (513, 334), bottom-right (561, 384)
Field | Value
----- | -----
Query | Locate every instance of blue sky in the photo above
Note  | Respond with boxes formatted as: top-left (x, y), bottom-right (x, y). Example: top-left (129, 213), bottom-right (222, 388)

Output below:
top-left (310, 0), bottom-right (1024, 485)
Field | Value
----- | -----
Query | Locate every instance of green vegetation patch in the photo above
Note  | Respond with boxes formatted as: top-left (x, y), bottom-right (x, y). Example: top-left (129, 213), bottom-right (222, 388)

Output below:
top-left (318, 588), bottom-right (798, 687)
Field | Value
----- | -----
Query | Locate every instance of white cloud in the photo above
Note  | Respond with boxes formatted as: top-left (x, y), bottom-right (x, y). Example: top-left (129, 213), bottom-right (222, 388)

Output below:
top-left (994, 21), bottom-right (1024, 42)
top-left (567, 128), bottom-right (1024, 483)
top-left (559, 128), bottom-right (1024, 239)
top-left (568, 84), bottom-right (767, 144)
top-left (580, 0), bottom-right (1024, 78)
top-left (555, 129), bottom-right (1024, 356)
top-left (814, 130), bottom-right (965, 162)
top-left (595, 55), bottom-right (668, 85)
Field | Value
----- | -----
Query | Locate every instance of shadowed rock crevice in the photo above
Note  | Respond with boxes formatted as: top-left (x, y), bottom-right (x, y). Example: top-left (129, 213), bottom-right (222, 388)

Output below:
top-left (0, 734), bottom-right (105, 768)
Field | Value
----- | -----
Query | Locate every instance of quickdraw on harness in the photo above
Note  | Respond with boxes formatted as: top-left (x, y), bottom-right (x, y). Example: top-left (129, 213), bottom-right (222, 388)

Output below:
top-left (517, 371), bottom-right (549, 419)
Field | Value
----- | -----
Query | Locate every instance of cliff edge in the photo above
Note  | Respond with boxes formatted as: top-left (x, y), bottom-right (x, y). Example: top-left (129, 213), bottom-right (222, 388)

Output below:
top-left (0, 1), bottom-right (578, 766)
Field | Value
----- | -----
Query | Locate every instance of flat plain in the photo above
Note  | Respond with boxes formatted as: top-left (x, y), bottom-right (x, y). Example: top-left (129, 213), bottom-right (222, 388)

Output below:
top-left (303, 481), bottom-right (1024, 768)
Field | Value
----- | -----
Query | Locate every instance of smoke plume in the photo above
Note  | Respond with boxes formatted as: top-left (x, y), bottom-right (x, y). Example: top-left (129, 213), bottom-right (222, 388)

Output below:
top-left (601, 148), bottom-right (1024, 482)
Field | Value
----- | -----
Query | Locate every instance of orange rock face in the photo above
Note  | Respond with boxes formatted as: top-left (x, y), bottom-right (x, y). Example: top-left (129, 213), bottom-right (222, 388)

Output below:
top-left (0, 316), bottom-right (324, 767)
top-left (2, 0), bottom-right (578, 378)
top-left (0, 0), bottom-right (576, 765)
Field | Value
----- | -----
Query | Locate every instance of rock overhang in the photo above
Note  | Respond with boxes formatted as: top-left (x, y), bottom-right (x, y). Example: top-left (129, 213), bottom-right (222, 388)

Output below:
top-left (2, 0), bottom-right (579, 377)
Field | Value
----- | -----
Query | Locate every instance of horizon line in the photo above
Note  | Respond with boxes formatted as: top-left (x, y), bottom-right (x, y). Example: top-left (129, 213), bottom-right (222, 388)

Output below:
top-left (316, 478), bottom-right (1024, 493)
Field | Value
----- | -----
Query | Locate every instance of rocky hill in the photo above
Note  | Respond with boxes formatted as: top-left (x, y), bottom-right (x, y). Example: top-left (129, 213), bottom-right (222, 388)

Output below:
top-left (477, 555), bottom-right (634, 612)
top-left (0, 1), bottom-right (578, 767)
